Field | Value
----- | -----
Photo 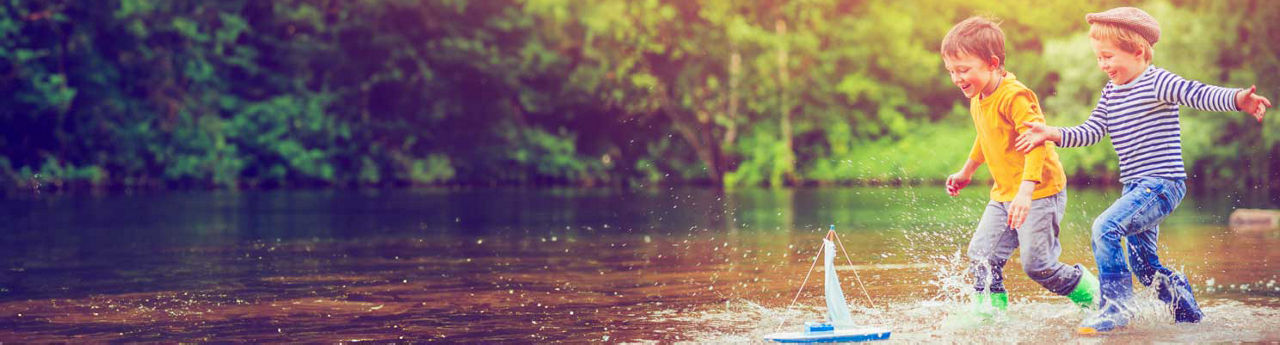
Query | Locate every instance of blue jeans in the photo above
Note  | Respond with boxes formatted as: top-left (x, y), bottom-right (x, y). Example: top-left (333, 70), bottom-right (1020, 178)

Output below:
top-left (1091, 177), bottom-right (1186, 290)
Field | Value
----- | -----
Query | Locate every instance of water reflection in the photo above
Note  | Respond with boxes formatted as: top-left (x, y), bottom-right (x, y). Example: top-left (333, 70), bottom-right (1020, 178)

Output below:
top-left (0, 187), bottom-right (1276, 342)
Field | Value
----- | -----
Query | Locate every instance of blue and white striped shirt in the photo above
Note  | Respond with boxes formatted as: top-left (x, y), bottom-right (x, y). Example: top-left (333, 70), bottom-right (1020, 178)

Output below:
top-left (1059, 65), bottom-right (1240, 182)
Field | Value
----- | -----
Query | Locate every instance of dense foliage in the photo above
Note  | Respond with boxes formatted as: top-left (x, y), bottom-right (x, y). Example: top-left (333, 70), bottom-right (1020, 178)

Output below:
top-left (2, 0), bottom-right (1276, 194)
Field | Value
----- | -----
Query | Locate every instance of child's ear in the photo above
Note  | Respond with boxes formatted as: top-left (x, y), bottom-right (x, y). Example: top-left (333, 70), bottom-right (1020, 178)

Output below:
top-left (988, 55), bottom-right (1002, 69)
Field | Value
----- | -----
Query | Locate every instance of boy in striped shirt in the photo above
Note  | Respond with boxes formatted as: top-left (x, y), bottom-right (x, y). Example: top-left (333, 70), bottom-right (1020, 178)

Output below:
top-left (1015, 7), bottom-right (1271, 334)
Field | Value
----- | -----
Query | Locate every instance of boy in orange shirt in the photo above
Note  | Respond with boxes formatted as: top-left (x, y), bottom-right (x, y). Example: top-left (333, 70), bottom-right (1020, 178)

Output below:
top-left (939, 16), bottom-right (1099, 321)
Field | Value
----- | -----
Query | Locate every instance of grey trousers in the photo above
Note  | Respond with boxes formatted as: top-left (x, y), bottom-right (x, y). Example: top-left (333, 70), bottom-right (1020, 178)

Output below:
top-left (966, 191), bottom-right (1083, 296)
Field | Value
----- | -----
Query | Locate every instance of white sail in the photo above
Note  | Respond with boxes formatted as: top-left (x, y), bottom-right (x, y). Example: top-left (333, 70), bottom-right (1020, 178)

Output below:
top-left (823, 238), bottom-right (855, 328)
top-left (762, 233), bottom-right (893, 343)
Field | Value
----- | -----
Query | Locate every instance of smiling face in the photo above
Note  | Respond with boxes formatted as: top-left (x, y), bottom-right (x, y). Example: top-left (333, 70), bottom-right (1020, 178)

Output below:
top-left (1089, 37), bottom-right (1149, 85)
top-left (943, 52), bottom-right (1001, 99)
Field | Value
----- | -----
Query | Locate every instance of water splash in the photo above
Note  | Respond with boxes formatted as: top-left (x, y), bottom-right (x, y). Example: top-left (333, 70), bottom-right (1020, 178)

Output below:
top-left (662, 296), bottom-right (1280, 343)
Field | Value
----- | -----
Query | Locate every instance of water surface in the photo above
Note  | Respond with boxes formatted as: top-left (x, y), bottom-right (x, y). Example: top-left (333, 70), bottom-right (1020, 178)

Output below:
top-left (0, 186), bottom-right (1277, 342)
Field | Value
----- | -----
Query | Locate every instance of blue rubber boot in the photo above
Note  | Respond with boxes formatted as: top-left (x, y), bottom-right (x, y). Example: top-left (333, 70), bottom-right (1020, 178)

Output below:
top-left (1077, 273), bottom-right (1134, 335)
top-left (1155, 272), bottom-right (1203, 323)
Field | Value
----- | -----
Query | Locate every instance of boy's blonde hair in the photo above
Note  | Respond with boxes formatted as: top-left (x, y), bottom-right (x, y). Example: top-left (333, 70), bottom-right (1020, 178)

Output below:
top-left (940, 16), bottom-right (1005, 70)
top-left (1089, 22), bottom-right (1154, 62)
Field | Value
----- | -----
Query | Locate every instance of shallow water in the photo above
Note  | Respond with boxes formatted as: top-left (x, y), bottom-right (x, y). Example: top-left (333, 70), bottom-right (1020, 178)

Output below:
top-left (0, 186), bottom-right (1277, 342)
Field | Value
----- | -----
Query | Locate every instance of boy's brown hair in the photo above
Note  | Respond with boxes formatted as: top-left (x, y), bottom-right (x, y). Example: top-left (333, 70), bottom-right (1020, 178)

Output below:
top-left (1088, 22), bottom-right (1154, 63)
top-left (940, 16), bottom-right (1006, 69)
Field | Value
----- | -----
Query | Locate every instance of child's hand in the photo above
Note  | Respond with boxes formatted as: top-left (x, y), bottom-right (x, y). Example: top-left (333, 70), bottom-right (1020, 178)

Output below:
top-left (1008, 181), bottom-right (1035, 229)
top-left (1236, 85), bottom-right (1272, 123)
top-left (946, 172), bottom-right (971, 197)
top-left (1014, 122), bottom-right (1056, 153)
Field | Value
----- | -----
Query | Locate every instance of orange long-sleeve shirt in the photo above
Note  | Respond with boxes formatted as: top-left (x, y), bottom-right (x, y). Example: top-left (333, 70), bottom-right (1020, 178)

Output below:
top-left (967, 72), bottom-right (1066, 202)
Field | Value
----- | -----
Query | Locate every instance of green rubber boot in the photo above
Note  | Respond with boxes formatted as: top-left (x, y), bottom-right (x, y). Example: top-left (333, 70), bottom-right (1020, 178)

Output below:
top-left (983, 291), bottom-right (1009, 312)
top-left (1067, 266), bottom-right (1101, 310)
top-left (944, 291), bottom-right (1008, 328)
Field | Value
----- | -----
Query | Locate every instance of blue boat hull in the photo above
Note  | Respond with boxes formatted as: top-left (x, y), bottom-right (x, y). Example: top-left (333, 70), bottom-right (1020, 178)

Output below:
top-left (764, 328), bottom-right (892, 343)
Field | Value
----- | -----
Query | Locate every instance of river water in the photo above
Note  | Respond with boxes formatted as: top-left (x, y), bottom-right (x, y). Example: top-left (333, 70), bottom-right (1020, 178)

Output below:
top-left (0, 186), bottom-right (1277, 342)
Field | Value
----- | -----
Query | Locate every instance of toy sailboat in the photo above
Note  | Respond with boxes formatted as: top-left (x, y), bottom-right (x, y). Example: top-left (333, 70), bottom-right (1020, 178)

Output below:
top-left (763, 226), bottom-right (892, 343)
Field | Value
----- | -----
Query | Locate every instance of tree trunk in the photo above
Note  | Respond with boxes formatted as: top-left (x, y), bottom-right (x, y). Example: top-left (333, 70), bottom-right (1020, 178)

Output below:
top-left (670, 113), bottom-right (724, 187)
top-left (775, 18), bottom-right (796, 187)
top-left (657, 82), bottom-right (724, 187)
top-left (724, 48), bottom-right (740, 147)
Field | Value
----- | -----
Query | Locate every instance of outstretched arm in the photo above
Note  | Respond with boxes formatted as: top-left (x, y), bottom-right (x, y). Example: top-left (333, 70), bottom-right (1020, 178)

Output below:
top-left (1016, 91), bottom-right (1109, 152)
top-left (1015, 122), bottom-right (1061, 153)
top-left (1154, 70), bottom-right (1245, 113)
top-left (1236, 85), bottom-right (1272, 123)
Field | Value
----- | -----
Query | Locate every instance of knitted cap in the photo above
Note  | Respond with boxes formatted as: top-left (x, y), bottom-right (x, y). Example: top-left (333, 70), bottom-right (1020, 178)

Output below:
top-left (1085, 7), bottom-right (1160, 45)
